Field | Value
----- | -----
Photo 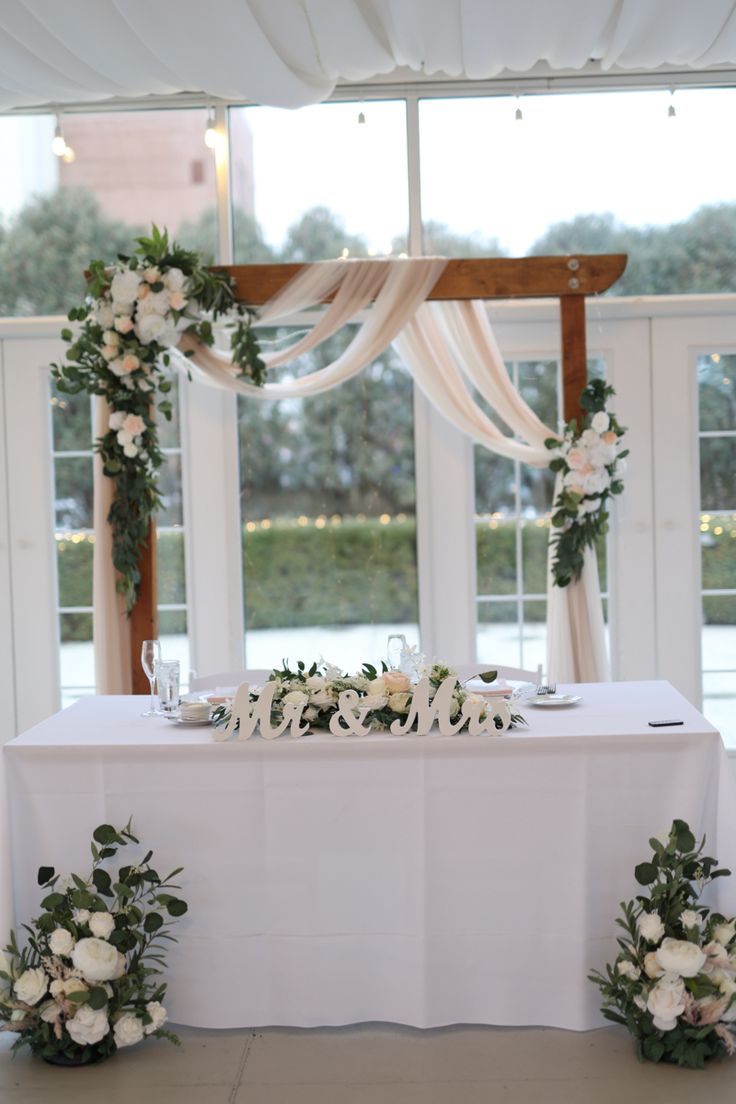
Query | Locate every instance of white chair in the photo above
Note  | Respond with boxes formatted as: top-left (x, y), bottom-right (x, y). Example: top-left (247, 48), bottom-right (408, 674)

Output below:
top-left (188, 669), bottom-right (272, 692)
top-left (453, 662), bottom-right (542, 683)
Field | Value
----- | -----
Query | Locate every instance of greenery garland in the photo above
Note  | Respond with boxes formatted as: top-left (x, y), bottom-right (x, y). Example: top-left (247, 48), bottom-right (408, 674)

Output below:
top-left (545, 379), bottom-right (628, 587)
top-left (52, 226), bottom-right (265, 612)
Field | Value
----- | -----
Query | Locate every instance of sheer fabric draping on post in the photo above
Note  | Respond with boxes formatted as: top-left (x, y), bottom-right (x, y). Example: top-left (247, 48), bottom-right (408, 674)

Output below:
top-left (93, 258), bottom-right (609, 691)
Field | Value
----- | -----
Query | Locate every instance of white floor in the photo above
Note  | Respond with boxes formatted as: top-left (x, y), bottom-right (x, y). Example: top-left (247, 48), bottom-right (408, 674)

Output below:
top-left (3, 1022), bottom-right (736, 1103)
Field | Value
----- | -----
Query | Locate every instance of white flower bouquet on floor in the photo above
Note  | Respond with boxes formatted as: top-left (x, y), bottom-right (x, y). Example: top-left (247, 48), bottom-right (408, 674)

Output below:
top-left (0, 821), bottom-right (188, 1065)
top-left (590, 819), bottom-right (736, 1068)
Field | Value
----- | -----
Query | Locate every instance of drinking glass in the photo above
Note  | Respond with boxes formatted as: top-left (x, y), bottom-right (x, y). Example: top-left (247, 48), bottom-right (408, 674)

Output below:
top-left (386, 633), bottom-right (408, 670)
top-left (157, 661), bottom-right (181, 715)
top-left (141, 639), bottom-right (161, 717)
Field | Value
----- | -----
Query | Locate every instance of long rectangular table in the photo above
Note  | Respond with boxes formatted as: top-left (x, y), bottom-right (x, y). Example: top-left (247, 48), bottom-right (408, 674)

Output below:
top-left (3, 680), bottom-right (736, 1031)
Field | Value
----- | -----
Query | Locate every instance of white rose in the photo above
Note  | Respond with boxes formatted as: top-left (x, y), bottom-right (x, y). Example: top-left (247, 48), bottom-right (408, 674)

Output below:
top-left (310, 690), bottom-right (334, 707)
top-left (305, 675), bottom-right (327, 691)
top-left (581, 428), bottom-right (599, 447)
top-left (108, 411), bottom-right (125, 432)
top-left (102, 329), bottom-right (120, 346)
top-left (655, 938), bottom-right (707, 978)
top-left (49, 928), bottom-right (75, 957)
top-left (388, 691), bottom-right (412, 713)
top-left (647, 974), bottom-right (686, 1031)
top-left (67, 1003), bottom-right (110, 1046)
top-left (282, 690), bottom-right (308, 706)
top-left (719, 976), bottom-right (736, 1021)
top-left (50, 976), bottom-right (87, 998)
top-left (14, 967), bottom-right (48, 1005)
top-left (113, 1012), bottom-right (145, 1048)
top-left (643, 951), bottom-right (664, 979)
top-left (633, 993), bottom-right (647, 1012)
top-left (680, 910), bottom-right (702, 931)
top-left (88, 912), bottom-right (116, 940)
top-left (72, 938), bottom-right (126, 983)
top-left (123, 442), bottom-right (139, 459)
top-left (579, 498), bottom-right (602, 515)
top-left (637, 911), bottom-right (665, 944)
top-left (114, 314), bottom-right (134, 333)
top-left (110, 269), bottom-right (141, 306)
top-left (361, 693), bottom-right (388, 711)
top-left (40, 999), bottom-right (63, 1024)
top-left (617, 959), bottom-right (641, 980)
top-left (714, 921), bottom-right (736, 946)
top-left (144, 1000), bottom-right (167, 1034)
top-left (95, 302), bottom-right (114, 328)
top-left (135, 313), bottom-right (167, 345)
top-left (163, 267), bottom-right (184, 292)
top-left (591, 411), bottom-right (610, 433)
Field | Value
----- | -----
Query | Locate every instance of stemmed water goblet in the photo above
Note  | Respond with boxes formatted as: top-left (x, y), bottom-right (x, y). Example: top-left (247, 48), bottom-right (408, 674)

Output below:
top-left (141, 639), bottom-right (161, 716)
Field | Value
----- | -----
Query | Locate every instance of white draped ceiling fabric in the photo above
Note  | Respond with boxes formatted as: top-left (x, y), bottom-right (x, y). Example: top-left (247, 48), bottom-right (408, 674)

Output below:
top-left (2, 1), bottom-right (736, 111)
top-left (94, 258), bottom-right (609, 692)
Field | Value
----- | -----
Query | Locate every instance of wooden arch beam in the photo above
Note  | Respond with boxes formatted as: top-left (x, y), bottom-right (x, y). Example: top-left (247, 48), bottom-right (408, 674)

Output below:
top-left (129, 253), bottom-right (626, 692)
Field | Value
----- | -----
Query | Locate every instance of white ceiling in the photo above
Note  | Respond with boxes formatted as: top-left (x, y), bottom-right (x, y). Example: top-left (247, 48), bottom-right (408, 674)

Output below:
top-left (3, 0), bottom-right (736, 112)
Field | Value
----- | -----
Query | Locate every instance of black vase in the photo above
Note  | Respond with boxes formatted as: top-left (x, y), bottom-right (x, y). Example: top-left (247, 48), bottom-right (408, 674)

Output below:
top-left (41, 1047), bottom-right (112, 1067)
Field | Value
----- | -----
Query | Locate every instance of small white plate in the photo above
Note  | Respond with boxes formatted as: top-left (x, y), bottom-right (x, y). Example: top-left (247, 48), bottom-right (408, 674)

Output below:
top-left (527, 694), bottom-right (582, 707)
top-left (164, 714), bottom-right (212, 727)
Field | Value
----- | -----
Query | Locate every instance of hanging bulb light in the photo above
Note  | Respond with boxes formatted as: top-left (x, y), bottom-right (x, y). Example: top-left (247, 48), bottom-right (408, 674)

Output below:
top-left (51, 115), bottom-right (67, 157)
top-left (204, 108), bottom-right (218, 149)
top-left (668, 90), bottom-right (676, 118)
top-left (61, 145), bottom-right (76, 163)
top-left (358, 101), bottom-right (366, 125)
top-left (514, 96), bottom-right (523, 122)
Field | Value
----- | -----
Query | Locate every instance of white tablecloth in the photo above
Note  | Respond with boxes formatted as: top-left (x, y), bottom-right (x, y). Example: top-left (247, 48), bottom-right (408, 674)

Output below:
top-left (3, 680), bottom-right (736, 1030)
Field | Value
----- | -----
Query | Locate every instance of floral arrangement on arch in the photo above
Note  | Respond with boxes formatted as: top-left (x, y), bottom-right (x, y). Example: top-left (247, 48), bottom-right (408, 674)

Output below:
top-left (590, 819), bottom-right (736, 1068)
top-left (52, 226), bottom-right (265, 612)
top-left (545, 378), bottom-right (628, 587)
top-left (211, 658), bottom-right (526, 733)
top-left (0, 820), bottom-right (188, 1065)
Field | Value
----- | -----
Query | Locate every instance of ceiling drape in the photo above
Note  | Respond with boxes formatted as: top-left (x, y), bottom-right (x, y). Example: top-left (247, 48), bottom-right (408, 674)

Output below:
top-left (3, 1), bottom-right (736, 111)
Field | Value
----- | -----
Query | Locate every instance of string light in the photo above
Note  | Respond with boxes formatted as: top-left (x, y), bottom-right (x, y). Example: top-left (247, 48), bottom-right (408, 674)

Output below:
top-left (358, 101), bottom-right (366, 125)
top-left (51, 114), bottom-right (75, 161)
top-left (204, 108), bottom-right (218, 149)
top-left (668, 90), bottom-right (676, 118)
top-left (514, 96), bottom-right (523, 122)
top-left (51, 115), bottom-right (67, 156)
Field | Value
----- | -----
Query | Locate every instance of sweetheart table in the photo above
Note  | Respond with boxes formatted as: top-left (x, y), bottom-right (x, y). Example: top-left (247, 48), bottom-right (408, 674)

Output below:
top-left (3, 680), bottom-right (736, 1031)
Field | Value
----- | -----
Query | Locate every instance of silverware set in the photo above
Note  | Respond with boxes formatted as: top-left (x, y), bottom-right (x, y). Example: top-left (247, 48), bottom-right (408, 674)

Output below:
top-left (535, 682), bottom-right (557, 696)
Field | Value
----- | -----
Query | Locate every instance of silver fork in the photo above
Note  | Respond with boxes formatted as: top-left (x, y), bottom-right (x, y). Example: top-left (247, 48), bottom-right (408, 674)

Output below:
top-left (536, 682), bottom-right (557, 696)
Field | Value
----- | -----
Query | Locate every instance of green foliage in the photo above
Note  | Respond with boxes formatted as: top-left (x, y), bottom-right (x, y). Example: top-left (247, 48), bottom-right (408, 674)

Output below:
top-left (52, 226), bottom-right (265, 612)
top-left (0, 820), bottom-right (187, 1064)
top-left (546, 379), bottom-right (627, 588)
top-left (0, 188), bottom-right (141, 317)
top-left (589, 820), bottom-right (736, 1068)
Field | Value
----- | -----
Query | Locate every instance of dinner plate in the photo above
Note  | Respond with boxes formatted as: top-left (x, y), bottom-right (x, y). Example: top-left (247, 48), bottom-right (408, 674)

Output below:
top-left (526, 694), bottom-right (582, 707)
top-left (164, 714), bottom-right (213, 727)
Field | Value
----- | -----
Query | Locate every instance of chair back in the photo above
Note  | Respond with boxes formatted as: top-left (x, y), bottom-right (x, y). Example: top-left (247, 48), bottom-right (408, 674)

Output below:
top-left (188, 669), bottom-right (272, 691)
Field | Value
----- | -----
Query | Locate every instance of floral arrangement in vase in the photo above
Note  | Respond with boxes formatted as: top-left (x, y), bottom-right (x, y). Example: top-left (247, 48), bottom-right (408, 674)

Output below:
top-left (0, 821), bottom-right (187, 1065)
top-left (590, 819), bottom-right (736, 1068)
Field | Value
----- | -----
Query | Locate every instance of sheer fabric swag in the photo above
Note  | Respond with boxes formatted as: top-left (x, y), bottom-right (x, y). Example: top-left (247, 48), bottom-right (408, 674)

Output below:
top-left (94, 256), bottom-right (621, 691)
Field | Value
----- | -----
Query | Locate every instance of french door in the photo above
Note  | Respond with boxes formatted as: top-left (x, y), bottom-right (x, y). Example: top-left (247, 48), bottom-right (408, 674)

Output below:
top-left (2, 303), bottom-right (735, 746)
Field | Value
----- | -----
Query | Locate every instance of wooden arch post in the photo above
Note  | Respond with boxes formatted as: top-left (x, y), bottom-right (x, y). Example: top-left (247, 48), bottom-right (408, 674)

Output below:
top-left (128, 253), bottom-right (626, 690)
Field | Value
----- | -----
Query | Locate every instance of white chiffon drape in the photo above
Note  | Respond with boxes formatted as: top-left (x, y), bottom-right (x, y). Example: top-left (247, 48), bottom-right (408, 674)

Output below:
top-left (93, 258), bottom-right (609, 691)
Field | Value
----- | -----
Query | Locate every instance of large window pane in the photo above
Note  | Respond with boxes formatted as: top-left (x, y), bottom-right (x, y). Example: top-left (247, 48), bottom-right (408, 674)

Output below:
top-left (698, 353), bottom-right (736, 746)
top-left (420, 89), bottom-right (736, 293)
top-left (1, 108), bottom-right (217, 316)
top-left (229, 101), bottom-right (408, 262)
top-left (238, 330), bottom-right (418, 668)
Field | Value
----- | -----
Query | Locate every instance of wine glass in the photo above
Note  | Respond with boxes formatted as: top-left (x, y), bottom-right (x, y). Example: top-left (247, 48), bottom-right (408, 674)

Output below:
top-left (141, 640), bottom-right (161, 716)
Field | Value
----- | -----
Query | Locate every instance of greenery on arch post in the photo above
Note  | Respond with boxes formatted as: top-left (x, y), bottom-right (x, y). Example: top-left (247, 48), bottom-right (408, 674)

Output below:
top-left (51, 226), bottom-right (265, 612)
